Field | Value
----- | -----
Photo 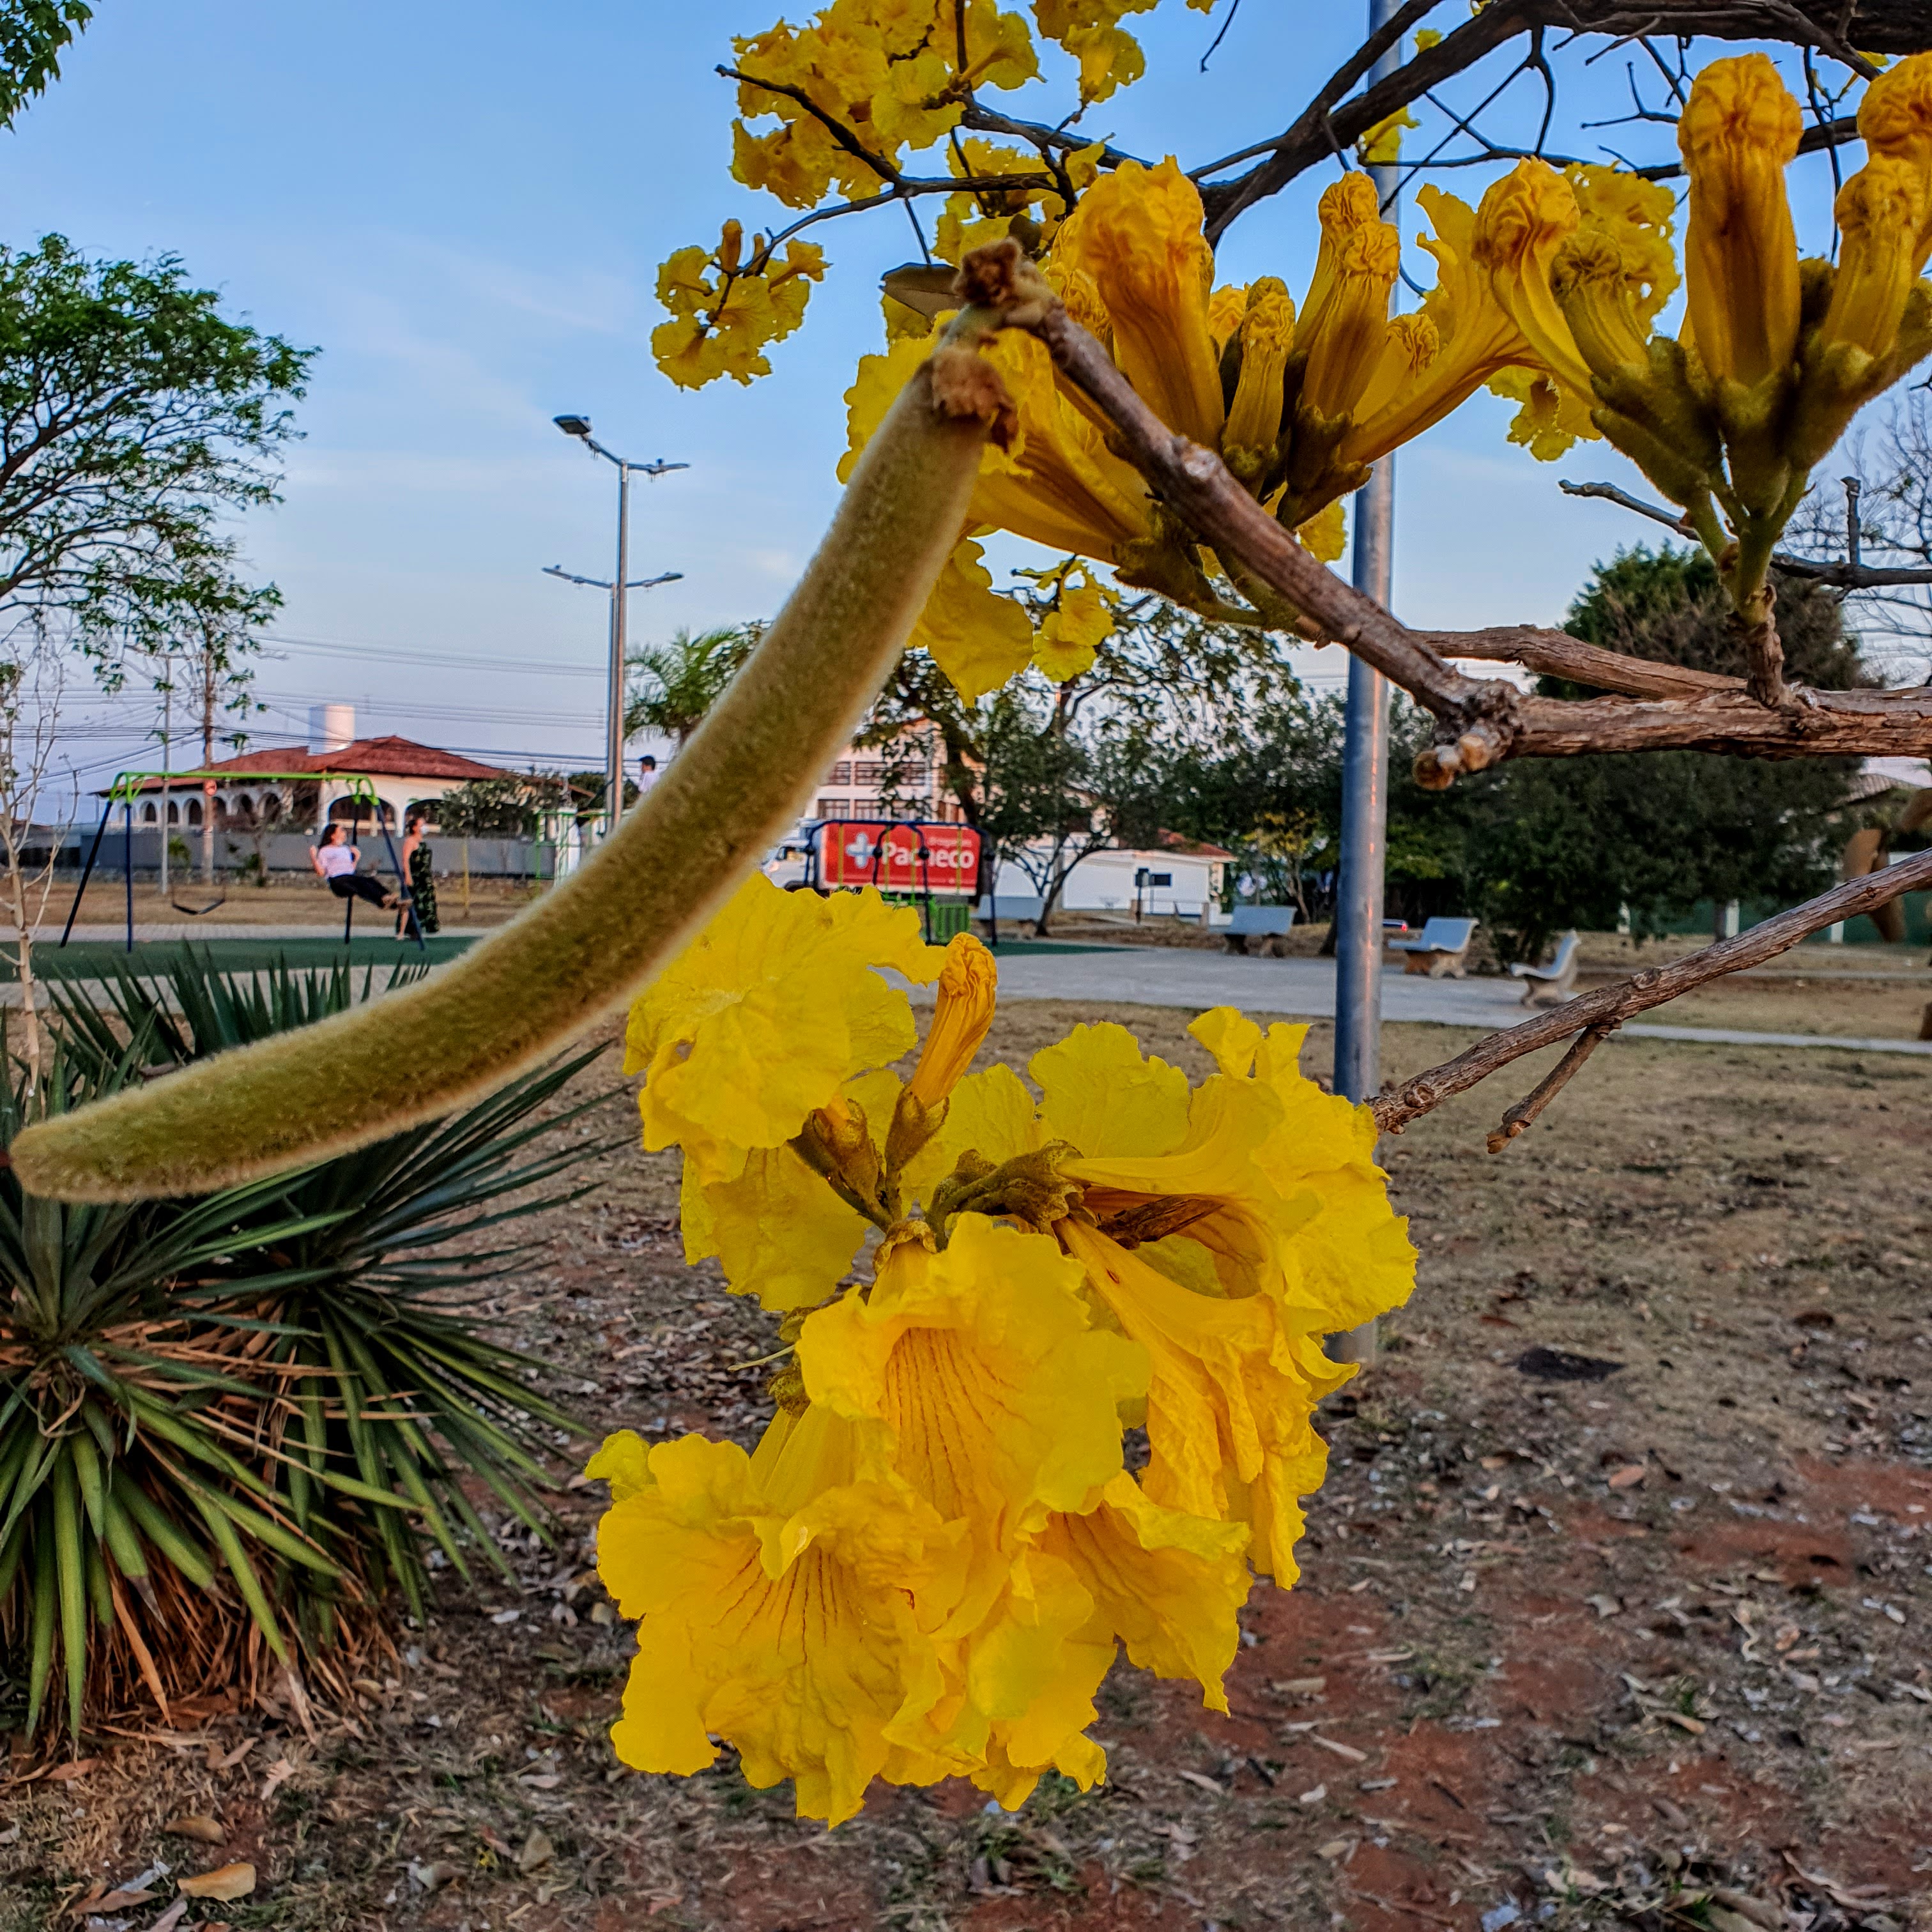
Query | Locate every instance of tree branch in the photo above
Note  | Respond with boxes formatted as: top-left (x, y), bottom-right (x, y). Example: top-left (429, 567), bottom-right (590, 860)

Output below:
top-left (1485, 1023), bottom-right (1617, 1154)
top-left (1420, 625), bottom-right (1743, 700)
top-left (1561, 478), bottom-right (1932, 589)
top-left (1373, 845), bottom-right (1932, 1139)
top-left (1196, 0), bottom-right (1932, 241)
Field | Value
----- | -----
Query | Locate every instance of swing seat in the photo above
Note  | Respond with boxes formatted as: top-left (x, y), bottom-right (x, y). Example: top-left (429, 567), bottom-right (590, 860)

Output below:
top-left (170, 888), bottom-right (228, 917)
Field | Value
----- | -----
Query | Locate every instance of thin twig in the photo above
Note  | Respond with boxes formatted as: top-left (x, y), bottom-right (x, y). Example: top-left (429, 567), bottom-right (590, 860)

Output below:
top-left (1562, 478), bottom-right (1932, 589)
top-left (1485, 1023), bottom-right (1616, 1153)
top-left (1374, 845), bottom-right (1932, 1138)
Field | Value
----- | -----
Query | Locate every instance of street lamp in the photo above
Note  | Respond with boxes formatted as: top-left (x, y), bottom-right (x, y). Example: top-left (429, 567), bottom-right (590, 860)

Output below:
top-left (548, 413), bottom-right (688, 836)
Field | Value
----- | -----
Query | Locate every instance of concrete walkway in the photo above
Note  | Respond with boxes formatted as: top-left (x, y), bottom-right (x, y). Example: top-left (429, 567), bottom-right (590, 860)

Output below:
top-left (957, 946), bottom-right (1932, 1058)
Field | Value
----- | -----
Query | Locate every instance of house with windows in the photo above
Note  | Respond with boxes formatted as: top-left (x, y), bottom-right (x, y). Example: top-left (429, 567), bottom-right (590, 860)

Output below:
top-left (111, 706), bottom-right (516, 834)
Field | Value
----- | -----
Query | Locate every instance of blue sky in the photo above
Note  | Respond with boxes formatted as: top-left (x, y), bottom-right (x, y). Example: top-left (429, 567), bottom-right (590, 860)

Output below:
top-left (0, 1), bottom-right (1862, 798)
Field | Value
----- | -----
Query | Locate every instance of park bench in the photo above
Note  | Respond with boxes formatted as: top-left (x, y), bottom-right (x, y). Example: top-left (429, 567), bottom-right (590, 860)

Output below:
top-left (1509, 928), bottom-right (1581, 1006)
top-left (1224, 905), bottom-right (1296, 956)
top-left (974, 893), bottom-right (1046, 936)
top-left (1386, 916), bottom-right (1478, 978)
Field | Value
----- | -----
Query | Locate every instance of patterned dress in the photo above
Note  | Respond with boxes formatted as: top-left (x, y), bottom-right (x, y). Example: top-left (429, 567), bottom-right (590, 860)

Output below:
top-left (408, 841), bottom-right (441, 935)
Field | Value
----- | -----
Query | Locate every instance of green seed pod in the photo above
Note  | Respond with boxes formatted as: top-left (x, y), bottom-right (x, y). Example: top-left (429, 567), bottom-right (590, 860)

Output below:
top-left (14, 309), bottom-right (1017, 1202)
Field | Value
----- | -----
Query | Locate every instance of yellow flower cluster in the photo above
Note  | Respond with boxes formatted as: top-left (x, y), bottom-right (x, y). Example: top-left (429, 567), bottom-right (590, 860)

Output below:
top-left (594, 876), bottom-right (1414, 1823)
top-left (1473, 53), bottom-right (1932, 615)
top-left (842, 152), bottom-right (1669, 693)
top-left (652, 222), bottom-right (827, 390)
top-left (657, 0), bottom-right (1221, 388)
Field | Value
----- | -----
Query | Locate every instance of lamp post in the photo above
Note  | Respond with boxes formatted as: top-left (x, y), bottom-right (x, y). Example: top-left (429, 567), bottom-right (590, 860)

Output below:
top-left (1330, 0), bottom-right (1405, 1367)
top-left (549, 414), bottom-right (687, 836)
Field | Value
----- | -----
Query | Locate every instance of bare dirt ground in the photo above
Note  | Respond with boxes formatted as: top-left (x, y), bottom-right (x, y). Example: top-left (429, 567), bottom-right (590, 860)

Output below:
top-left (45, 877), bottom-right (537, 931)
top-left (4, 1004), bottom-right (1929, 1932)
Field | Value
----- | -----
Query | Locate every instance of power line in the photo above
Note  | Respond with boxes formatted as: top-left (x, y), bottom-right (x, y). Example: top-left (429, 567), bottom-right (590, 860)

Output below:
top-left (263, 632), bottom-right (608, 678)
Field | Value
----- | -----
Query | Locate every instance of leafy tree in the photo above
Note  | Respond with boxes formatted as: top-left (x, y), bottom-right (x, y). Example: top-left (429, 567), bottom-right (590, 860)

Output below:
top-left (436, 774), bottom-right (570, 841)
top-left (0, 236), bottom-right (312, 662)
top-left (0, 1), bottom-right (91, 130)
top-left (1455, 548), bottom-right (1866, 961)
top-left (625, 624), bottom-right (760, 747)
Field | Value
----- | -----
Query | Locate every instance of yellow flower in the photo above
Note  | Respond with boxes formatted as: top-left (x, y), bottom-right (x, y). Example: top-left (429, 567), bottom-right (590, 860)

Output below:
top-left (650, 227), bottom-right (827, 390)
top-left (797, 1216), bottom-right (1150, 1795)
top-left (907, 538), bottom-right (1036, 703)
top-left (1039, 1471), bottom-right (1250, 1709)
top-left (1814, 158), bottom-right (1928, 358)
top-left (592, 1415), bottom-right (965, 1826)
top-left (625, 873), bottom-right (941, 1181)
top-left (904, 933), bottom-right (999, 1113)
top-left (1470, 160), bottom-right (1592, 396)
top-left (1357, 103), bottom-right (1418, 165)
top-left (1031, 569), bottom-right (1117, 682)
top-left (1340, 186), bottom-right (1531, 465)
top-left (1054, 158), bottom-right (1225, 447)
top-left (1676, 54), bottom-right (1803, 387)
top-left (1860, 52), bottom-right (1932, 271)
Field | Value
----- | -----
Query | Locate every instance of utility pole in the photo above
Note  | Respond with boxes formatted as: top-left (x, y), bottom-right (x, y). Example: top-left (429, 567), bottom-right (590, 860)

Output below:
top-left (200, 634), bottom-right (218, 886)
top-left (1331, 0), bottom-right (1404, 1367)
top-left (548, 415), bottom-right (687, 838)
top-left (158, 654), bottom-right (174, 898)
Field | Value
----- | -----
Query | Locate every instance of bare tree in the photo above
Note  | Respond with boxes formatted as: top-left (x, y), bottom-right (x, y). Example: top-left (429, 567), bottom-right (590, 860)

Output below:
top-left (0, 619), bottom-right (72, 1086)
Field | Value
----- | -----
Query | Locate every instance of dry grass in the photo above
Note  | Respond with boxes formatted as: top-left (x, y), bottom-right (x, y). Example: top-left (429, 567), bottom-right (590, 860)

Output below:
top-left (4, 1007), bottom-right (1928, 1931)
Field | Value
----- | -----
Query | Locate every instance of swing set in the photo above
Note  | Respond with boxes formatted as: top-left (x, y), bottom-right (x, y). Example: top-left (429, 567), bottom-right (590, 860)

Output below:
top-left (59, 771), bottom-right (426, 955)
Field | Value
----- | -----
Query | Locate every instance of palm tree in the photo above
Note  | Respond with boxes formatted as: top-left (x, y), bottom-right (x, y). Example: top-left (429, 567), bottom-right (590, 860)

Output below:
top-left (624, 625), bottom-right (759, 748)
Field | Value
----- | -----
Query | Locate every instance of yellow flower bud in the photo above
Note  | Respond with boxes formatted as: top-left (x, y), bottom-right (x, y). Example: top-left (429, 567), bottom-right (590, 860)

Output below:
top-left (905, 931), bottom-right (999, 1110)
top-left (1858, 52), bottom-right (1932, 273)
top-left (1817, 157), bottom-right (1928, 358)
top-left (1550, 230), bottom-right (1652, 378)
top-left (1676, 54), bottom-right (1803, 387)
top-left (1298, 218), bottom-right (1400, 421)
top-left (1470, 160), bottom-right (1591, 396)
top-left (1222, 279), bottom-right (1296, 464)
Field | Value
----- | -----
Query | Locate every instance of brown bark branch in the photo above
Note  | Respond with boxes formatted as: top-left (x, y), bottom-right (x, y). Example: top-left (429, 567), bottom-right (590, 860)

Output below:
top-left (1197, 2), bottom-right (1931, 240)
top-left (1373, 845), bottom-right (1932, 1139)
top-left (1485, 1024), bottom-right (1616, 1154)
top-left (1501, 685), bottom-right (1932, 760)
top-left (1419, 627), bottom-right (1742, 701)
top-left (1560, 478), bottom-right (1932, 588)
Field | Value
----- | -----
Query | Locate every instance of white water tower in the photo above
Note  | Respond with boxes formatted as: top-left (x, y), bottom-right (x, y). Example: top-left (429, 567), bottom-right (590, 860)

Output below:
top-left (307, 702), bottom-right (355, 755)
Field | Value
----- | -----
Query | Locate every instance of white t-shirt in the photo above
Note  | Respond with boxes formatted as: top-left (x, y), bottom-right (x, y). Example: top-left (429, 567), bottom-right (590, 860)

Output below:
top-left (316, 844), bottom-right (355, 879)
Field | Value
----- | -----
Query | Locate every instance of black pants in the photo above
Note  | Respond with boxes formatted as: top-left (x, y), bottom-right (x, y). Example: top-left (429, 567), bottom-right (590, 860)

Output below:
top-left (328, 872), bottom-right (390, 907)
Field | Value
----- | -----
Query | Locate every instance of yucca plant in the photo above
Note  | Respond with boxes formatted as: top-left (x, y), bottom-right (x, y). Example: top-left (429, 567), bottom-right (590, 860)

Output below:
top-left (1, 947), bottom-right (620, 1741)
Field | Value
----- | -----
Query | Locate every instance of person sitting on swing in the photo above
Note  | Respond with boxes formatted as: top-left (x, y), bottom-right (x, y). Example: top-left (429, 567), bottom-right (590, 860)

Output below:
top-left (310, 821), bottom-right (402, 910)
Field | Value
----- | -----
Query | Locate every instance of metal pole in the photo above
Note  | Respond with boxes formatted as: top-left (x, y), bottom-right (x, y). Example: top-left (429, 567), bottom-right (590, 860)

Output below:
top-left (606, 462), bottom-right (631, 839)
top-left (1331, 0), bottom-right (1404, 1368)
top-left (158, 659), bottom-right (172, 898)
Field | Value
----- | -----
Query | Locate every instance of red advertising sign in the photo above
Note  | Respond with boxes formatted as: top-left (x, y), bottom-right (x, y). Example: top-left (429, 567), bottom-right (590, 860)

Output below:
top-left (818, 820), bottom-right (981, 894)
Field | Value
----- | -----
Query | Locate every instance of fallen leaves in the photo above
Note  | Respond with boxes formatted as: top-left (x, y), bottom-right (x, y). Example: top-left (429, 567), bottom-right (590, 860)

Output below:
top-left (1606, 1464), bottom-right (1646, 1489)
top-left (163, 1815), bottom-right (226, 1845)
top-left (177, 1862), bottom-right (257, 1901)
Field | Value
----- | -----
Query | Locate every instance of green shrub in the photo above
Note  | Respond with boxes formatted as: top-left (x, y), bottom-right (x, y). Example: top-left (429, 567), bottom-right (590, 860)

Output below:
top-left (0, 948), bottom-right (618, 1738)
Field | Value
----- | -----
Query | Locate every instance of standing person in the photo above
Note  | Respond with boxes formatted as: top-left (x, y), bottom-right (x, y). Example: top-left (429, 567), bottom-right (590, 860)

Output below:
top-left (396, 810), bottom-right (440, 938)
top-left (309, 821), bottom-right (401, 912)
top-left (636, 753), bottom-right (659, 800)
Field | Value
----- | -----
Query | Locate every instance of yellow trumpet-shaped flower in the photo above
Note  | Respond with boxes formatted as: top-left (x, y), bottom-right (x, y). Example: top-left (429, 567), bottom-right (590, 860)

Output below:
top-left (590, 1412), bottom-right (966, 1827)
top-left (1298, 177), bottom-right (1401, 422)
top-left (1059, 1218), bottom-right (1330, 1584)
top-left (1817, 157), bottom-right (1929, 359)
top-left (1222, 278), bottom-right (1296, 470)
top-left (905, 932), bottom-right (999, 1113)
top-left (1676, 54), bottom-right (1803, 387)
top-left (1054, 157), bottom-right (1225, 447)
top-left (1470, 160), bottom-right (1592, 397)
top-left (1551, 229), bottom-right (1655, 378)
top-left (906, 538), bottom-right (1036, 703)
top-left (1857, 52), bottom-right (1932, 271)
top-left (626, 873), bottom-right (942, 1181)
top-left (796, 1217), bottom-right (1163, 1805)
